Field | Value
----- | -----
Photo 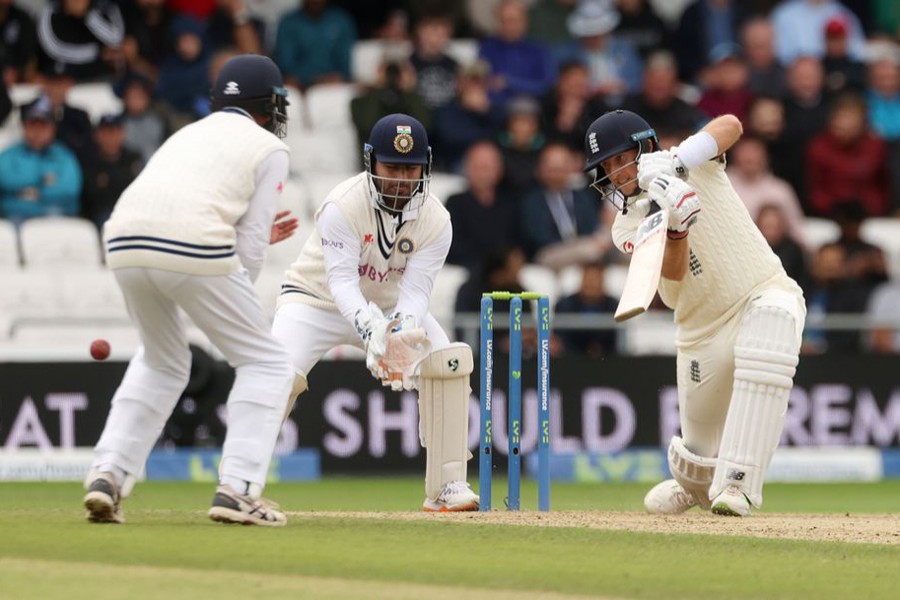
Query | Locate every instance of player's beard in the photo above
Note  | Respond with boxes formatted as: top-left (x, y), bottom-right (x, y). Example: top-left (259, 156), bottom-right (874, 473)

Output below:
top-left (377, 179), bottom-right (414, 212)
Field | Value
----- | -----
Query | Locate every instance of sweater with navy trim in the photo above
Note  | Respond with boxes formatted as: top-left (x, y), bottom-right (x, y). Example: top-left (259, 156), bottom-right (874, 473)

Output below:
top-left (104, 111), bottom-right (287, 275)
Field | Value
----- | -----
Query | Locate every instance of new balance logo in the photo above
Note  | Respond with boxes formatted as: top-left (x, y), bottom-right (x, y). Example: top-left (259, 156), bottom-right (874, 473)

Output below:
top-left (726, 469), bottom-right (745, 481)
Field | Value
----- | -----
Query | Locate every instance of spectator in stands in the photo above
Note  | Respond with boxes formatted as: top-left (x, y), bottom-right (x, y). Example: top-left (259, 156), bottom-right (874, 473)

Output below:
top-left (518, 142), bottom-right (605, 268)
top-left (155, 15), bottom-right (211, 126)
top-left (38, 69), bottom-right (95, 162)
top-left (80, 113), bottom-right (143, 230)
top-left (120, 0), bottom-right (172, 83)
top-left (614, 0), bottom-right (672, 61)
top-left (697, 42), bottom-right (753, 122)
top-left (350, 57), bottom-right (431, 152)
top-left (445, 141), bottom-right (520, 273)
top-left (865, 281), bottom-right (900, 354)
top-left (675, 0), bottom-right (754, 83)
top-left (727, 135), bottom-right (806, 245)
top-left (432, 59), bottom-right (505, 172)
top-left (831, 199), bottom-right (889, 288)
top-left (207, 0), bottom-right (264, 55)
top-left (806, 93), bottom-right (889, 218)
top-left (0, 97), bottom-right (82, 226)
top-left (560, 0), bottom-right (642, 104)
top-left (780, 56), bottom-right (830, 203)
top-left (755, 204), bottom-right (810, 292)
top-left (554, 260), bottom-right (618, 356)
top-left (541, 60), bottom-right (609, 152)
top-left (622, 51), bottom-right (705, 139)
top-left (821, 16), bottom-right (867, 93)
top-left (167, 0), bottom-right (216, 20)
top-left (867, 54), bottom-right (900, 214)
top-left (118, 72), bottom-right (167, 163)
top-left (872, 0), bottom-right (900, 37)
top-left (804, 241), bottom-right (872, 354)
top-left (740, 17), bottom-right (786, 99)
top-left (36, 0), bottom-right (126, 81)
top-left (771, 0), bottom-right (865, 66)
top-left (0, 0), bottom-right (38, 84)
top-left (498, 94), bottom-right (544, 198)
top-left (478, 0), bottom-right (556, 107)
top-left (274, 0), bottom-right (356, 90)
top-left (528, 0), bottom-right (578, 58)
top-left (410, 11), bottom-right (459, 111)
top-left (454, 245), bottom-right (532, 346)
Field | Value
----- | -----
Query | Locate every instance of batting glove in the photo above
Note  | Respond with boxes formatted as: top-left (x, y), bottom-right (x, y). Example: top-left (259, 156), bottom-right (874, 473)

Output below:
top-left (638, 150), bottom-right (688, 192)
top-left (647, 175), bottom-right (701, 234)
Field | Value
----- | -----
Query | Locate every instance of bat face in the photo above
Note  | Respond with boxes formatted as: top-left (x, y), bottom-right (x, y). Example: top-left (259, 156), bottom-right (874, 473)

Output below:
top-left (614, 205), bottom-right (669, 322)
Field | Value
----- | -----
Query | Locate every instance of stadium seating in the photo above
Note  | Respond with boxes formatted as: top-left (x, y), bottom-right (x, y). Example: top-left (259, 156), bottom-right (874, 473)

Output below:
top-left (0, 270), bottom-right (61, 339)
top-left (59, 268), bottom-right (128, 321)
top-left (428, 172), bottom-right (467, 204)
top-left (801, 217), bottom-right (840, 250)
top-left (429, 264), bottom-right (469, 335)
top-left (66, 82), bottom-right (123, 123)
top-left (0, 219), bottom-right (20, 269)
top-left (621, 311), bottom-right (677, 355)
top-left (519, 264), bottom-right (559, 306)
top-left (305, 83), bottom-right (359, 131)
top-left (18, 217), bottom-right (103, 269)
top-left (351, 40), bottom-right (412, 85)
top-left (860, 218), bottom-right (900, 280)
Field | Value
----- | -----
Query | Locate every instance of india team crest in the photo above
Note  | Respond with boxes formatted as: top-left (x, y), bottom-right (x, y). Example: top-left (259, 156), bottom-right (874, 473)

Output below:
top-left (397, 238), bottom-right (414, 254)
top-left (394, 125), bottom-right (414, 153)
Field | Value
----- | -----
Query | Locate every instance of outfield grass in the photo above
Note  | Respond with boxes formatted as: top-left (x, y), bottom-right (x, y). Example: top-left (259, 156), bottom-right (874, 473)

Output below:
top-left (2, 480), bottom-right (899, 600)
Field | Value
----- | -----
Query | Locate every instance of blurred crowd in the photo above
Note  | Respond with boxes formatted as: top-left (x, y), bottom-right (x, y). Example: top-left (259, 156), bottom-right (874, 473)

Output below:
top-left (1, 0), bottom-right (900, 356)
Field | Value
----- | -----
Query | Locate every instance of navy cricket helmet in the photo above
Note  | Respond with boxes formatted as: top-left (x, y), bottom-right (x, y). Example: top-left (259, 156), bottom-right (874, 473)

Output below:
top-left (364, 113), bottom-right (433, 213)
top-left (583, 110), bottom-right (658, 211)
top-left (210, 54), bottom-right (289, 139)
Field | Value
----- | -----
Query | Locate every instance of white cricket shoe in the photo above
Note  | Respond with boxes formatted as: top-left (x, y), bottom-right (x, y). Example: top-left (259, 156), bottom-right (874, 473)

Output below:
top-left (422, 481), bottom-right (480, 512)
top-left (84, 471), bottom-right (125, 524)
top-left (208, 484), bottom-right (287, 526)
top-left (711, 485), bottom-right (752, 517)
top-left (643, 479), bottom-right (698, 515)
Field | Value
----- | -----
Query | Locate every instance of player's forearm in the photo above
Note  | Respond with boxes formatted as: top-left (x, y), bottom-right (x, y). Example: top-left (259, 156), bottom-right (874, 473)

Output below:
top-left (700, 114), bottom-right (743, 155)
top-left (661, 237), bottom-right (689, 281)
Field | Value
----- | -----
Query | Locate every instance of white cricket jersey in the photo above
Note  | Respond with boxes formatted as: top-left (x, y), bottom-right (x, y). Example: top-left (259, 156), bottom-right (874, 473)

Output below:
top-left (612, 159), bottom-right (803, 342)
top-left (104, 110), bottom-right (288, 276)
top-left (279, 172), bottom-right (452, 324)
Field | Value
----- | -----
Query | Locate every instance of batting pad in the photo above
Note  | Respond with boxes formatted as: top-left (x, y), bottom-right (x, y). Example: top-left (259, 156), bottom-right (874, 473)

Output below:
top-left (668, 436), bottom-right (716, 509)
top-left (418, 343), bottom-right (474, 500)
top-left (711, 299), bottom-right (801, 508)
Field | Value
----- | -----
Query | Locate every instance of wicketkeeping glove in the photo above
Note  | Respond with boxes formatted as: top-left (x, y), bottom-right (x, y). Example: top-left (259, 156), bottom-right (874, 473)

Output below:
top-left (647, 175), bottom-right (701, 233)
top-left (638, 150), bottom-right (688, 192)
top-left (354, 302), bottom-right (391, 382)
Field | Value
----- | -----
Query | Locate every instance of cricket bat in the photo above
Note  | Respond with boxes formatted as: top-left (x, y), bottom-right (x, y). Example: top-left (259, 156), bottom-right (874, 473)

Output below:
top-left (614, 203), bottom-right (669, 322)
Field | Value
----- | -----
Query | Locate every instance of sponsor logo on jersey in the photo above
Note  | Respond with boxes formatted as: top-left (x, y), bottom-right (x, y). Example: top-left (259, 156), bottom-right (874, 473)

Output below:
top-left (223, 81), bottom-right (240, 95)
top-left (363, 233), bottom-right (374, 245)
top-left (358, 263), bottom-right (405, 282)
top-left (276, 181), bottom-right (284, 193)
top-left (397, 238), bottom-right (414, 254)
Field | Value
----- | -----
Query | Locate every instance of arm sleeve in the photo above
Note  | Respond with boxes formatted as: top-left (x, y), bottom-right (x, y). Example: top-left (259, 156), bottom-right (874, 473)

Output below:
top-left (393, 221), bottom-right (452, 323)
top-left (318, 202), bottom-right (369, 324)
top-left (234, 149), bottom-right (288, 283)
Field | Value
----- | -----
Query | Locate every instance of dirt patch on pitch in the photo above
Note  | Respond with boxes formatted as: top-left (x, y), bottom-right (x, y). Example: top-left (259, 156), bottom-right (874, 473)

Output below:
top-left (290, 511), bottom-right (900, 545)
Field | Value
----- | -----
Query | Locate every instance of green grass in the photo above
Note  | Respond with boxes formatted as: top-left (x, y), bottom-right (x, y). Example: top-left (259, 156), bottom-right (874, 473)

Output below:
top-left (2, 480), bottom-right (899, 600)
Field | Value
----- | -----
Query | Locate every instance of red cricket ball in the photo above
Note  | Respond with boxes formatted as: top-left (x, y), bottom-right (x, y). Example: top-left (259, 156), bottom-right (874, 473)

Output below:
top-left (90, 339), bottom-right (111, 361)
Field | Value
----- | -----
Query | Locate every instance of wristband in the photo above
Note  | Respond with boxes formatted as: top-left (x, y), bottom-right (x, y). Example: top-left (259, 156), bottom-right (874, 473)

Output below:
top-left (674, 131), bottom-right (718, 169)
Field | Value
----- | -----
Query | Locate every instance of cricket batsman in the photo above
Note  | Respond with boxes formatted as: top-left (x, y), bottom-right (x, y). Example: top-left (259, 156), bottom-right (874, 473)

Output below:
top-left (272, 113), bottom-right (480, 512)
top-left (583, 110), bottom-right (806, 516)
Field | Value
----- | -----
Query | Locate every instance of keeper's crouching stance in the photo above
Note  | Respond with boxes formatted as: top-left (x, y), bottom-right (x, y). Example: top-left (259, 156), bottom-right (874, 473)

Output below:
top-left (583, 110), bottom-right (804, 516)
top-left (272, 113), bottom-right (479, 511)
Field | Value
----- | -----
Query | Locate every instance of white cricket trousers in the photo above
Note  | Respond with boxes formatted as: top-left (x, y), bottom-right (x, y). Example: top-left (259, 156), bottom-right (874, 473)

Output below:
top-left (92, 267), bottom-right (294, 488)
top-left (271, 303), bottom-right (450, 378)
